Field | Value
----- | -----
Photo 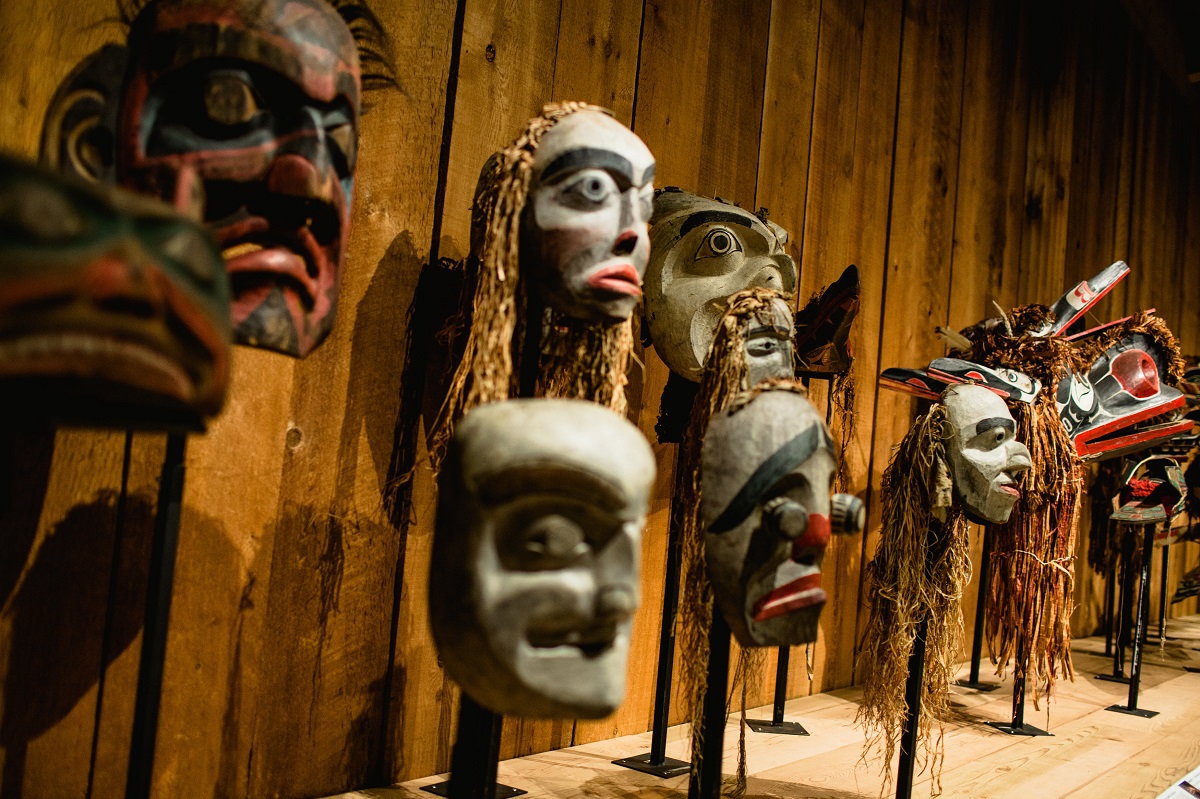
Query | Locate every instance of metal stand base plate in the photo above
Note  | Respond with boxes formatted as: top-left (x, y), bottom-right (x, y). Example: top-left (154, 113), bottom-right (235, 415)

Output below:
top-left (954, 680), bottom-right (1000, 692)
top-left (1096, 673), bottom-right (1131, 684)
top-left (611, 753), bottom-right (691, 778)
top-left (421, 782), bottom-right (527, 798)
top-left (745, 719), bottom-right (809, 736)
top-left (986, 721), bottom-right (1051, 737)
top-left (1185, 666), bottom-right (1200, 674)
top-left (1105, 704), bottom-right (1159, 718)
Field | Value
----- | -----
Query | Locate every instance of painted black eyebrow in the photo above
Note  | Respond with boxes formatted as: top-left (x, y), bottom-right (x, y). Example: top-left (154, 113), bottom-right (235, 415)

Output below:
top-left (708, 425), bottom-right (834, 534)
top-left (680, 209), bottom-right (756, 237)
top-left (540, 147), bottom-right (641, 186)
top-left (975, 417), bottom-right (1016, 436)
top-left (746, 325), bottom-right (791, 338)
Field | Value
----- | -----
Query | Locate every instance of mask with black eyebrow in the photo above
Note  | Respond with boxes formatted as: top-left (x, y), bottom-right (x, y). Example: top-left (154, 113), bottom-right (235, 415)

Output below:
top-left (942, 383), bottom-right (1033, 524)
top-left (524, 110), bottom-right (656, 324)
top-left (116, 0), bottom-right (366, 357)
top-left (429, 398), bottom-right (656, 718)
top-left (700, 386), bottom-right (861, 647)
top-left (644, 189), bottom-right (798, 381)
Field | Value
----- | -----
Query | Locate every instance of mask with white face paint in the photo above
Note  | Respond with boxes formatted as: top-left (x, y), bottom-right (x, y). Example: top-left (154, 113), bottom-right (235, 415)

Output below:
top-left (429, 398), bottom-right (656, 718)
top-left (644, 189), bottom-right (798, 381)
top-left (700, 386), bottom-right (862, 647)
top-left (523, 110), bottom-right (656, 324)
top-left (942, 383), bottom-right (1032, 525)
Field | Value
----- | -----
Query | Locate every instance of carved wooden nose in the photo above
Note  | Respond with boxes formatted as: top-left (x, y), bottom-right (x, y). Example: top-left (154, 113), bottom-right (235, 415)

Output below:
top-left (596, 586), bottom-right (635, 619)
top-left (266, 154), bottom-right (330, 202)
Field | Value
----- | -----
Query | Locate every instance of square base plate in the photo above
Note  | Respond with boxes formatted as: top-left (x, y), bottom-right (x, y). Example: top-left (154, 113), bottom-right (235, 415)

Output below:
top-left (746, 719), bottom-right (809, 736)
top-left (611, 753), bottom-right (691, 778)
top-left (1105, 703), bottom-right (1159, 718)
top-left (954, 680), bottom-right (1000, 692)
top-left (1096, 673), bottom-right (1131, 684)
top-left (986, 721), bottom-right (1052, 737)
top-left (421, 782), bottom-right (526, 798)
top-left (1185, 666), bottom-right (1200, 674)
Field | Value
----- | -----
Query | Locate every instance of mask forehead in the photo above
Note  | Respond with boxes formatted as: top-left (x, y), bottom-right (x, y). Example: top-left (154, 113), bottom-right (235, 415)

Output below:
top-left (943, 383), bottom-right (1011, 443)
top-left (532, 110), bottom-right (655, 187)
top-left (129, 0), bottom-right (361, 106)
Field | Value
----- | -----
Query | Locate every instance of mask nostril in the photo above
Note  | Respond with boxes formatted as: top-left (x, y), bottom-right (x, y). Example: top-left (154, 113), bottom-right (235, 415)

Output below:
top-left (612, 231), bottom-right (638, 257)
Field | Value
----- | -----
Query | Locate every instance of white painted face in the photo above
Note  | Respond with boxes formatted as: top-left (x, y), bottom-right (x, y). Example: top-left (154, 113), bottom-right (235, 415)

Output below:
top-left (645, 190), bottom-right (798, 381)
top-left (430, 399), bottom-right (656, 719)
top-left (743, 296), bottom-right (796, 387)
top-left (942, 384), bottom-right (1033, 524)
top-left (526, 110), bottom-right (656, 323)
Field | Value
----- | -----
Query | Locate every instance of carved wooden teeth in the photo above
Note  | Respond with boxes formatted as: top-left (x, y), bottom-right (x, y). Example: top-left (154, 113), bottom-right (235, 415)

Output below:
top-left (0, 333), bottom-right (193, 393)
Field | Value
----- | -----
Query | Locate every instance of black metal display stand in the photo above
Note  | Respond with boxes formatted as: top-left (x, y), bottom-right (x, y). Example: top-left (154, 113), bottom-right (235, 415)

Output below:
top-left (1106, 523), bottom-right (1159, 718)
top-left (1098, 525), bottom-right (1134, 684)
top-left (1102, 548), bottom-right (1116, 657)
top-left (984, 660), bottom-right (1049, 737)
top-left (421, 696), bottom-right (526, 799)
top-left (613, 457), bottom-right (691, 777)
top-left (1152, 545), bottom-right (1169, 643)
top-left (894, 615), bottom-right (929, 799)
top-left (955, 526), bottom-right (998, 692)
top-left (745, 647), bottom-right (808, 735)
top-left (125, 432), bottom-right (187, 799)
top-left (688, 612), bottom-right (732, 799)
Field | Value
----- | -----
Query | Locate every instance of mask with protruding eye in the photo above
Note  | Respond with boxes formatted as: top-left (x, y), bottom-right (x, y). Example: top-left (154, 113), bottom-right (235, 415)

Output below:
top-left (696, 226), bottom-right (742, 260)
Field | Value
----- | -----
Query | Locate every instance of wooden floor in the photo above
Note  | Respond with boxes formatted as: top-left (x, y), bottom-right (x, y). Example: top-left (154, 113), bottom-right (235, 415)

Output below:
top-left (331, 617), bottom-right (1200, 799)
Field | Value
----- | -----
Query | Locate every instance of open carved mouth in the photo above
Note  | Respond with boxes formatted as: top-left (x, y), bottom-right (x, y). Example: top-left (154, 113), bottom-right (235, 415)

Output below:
top-left (752, 573), bottom-right (826, 622)
top-left (526, 624), bottom-right (619, 658)
top-left (212, 189), bottom-right (342, 311)
top-left (997, 478), bottom-right (1021, 498)
top-left (587, 261), bottom-right (642, 297)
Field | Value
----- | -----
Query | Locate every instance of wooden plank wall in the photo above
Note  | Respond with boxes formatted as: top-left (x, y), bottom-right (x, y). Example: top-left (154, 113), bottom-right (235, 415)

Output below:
top-left (0, 0), bottom-right (1197, 796)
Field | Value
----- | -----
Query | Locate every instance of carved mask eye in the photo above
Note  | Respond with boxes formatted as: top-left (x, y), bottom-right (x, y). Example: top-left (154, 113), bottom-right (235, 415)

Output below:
top-left (204, 71), bottom-right (260, 127)
top-left (695, 226), bottom-right (742, 260)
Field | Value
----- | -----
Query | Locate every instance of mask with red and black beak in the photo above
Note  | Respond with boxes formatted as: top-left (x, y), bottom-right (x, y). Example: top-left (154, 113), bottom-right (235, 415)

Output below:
top-left (117, 0), bottom-right (361, 357)
top-left (701, 386), bottom-right (862, 647)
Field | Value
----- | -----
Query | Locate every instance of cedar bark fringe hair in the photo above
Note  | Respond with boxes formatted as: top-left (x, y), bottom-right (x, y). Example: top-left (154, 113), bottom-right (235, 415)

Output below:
top-left (427, 102), bottom-right (633, 470)
top-left (675, 290), bottom-right (804, 797)
top-left (831, 368), bottom-right (858, 493)
top-left (950, 307), bottom-right (1188, 706)
top-left (856, 401), bottom-right (970, 797)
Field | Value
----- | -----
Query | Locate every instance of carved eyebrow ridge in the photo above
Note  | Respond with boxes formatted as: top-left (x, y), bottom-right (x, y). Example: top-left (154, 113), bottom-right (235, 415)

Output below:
top-left (679, 209), bottom-right (755, 236)
top-left (540, 147), bottom-right (653, 187)
top-left (746, 325), bottom-right (791, 338)
top-left (975, 417), bottom-right (1016, 436)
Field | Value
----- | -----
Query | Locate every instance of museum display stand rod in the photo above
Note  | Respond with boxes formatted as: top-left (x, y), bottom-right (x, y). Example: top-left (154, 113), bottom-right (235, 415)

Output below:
top-left (611, 454), bottom-right (692, 777)
top-left (955, 525), bottom-right (998, 692)
top-left (1105, 522), bottom-right (1160, 718)
top-left (1098, 526), bottom-right (1135, 685)
top-left (689, 610), bottom-right (732, 799)
top-left (125, 432), bottom-right (187, 799)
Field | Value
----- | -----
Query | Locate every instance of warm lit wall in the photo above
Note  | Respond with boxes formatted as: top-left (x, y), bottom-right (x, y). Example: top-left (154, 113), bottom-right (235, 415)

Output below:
top-left (0, 0), bottom-right (1197, 797)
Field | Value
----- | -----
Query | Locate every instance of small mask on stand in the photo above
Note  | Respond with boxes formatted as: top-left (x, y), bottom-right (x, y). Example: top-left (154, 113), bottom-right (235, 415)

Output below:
top-left (644, 190), bottom-right (797, 381)
top-left (942, 383), bottom-right (1033, 525)
top-left (116, 0), bottom-right (382, 357)
top-left (0, 153), bottom-right (231, 428)
top-left (524, 110), bottom-right (655, 323)
top-left (430, 398), bottom-right (656, 718)
top-left (700, 385), bottom-right (862, 647)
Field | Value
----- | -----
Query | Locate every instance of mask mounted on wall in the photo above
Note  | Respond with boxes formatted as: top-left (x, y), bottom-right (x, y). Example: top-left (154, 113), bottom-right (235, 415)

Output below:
top-left (794, 263), bottom-right (860, 379)
top-left (644, 189), bottom-right (797, 382)
top-left (430, 398), bottom-right (655, 719)
top-left (0, 152), bottom-right (230, 429)
top-left (117, 0), bottom-right (368, 357)
top-left (700, 386), bottom-right (862, 647)
top-left (523, 109), bottom-right (655, 324)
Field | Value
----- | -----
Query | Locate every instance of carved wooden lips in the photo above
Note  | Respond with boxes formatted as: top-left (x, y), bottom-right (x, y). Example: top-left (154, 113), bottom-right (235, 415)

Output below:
top-left (0, 153), bottom-right (231, 428)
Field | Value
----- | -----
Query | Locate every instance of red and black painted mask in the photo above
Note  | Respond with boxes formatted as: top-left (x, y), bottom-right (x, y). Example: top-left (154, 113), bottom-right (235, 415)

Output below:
top-left (0, 153), bottom-right (230, 429)
top-left (1056, 332), bottom-right (1191, 460)
top-left (117, 0), bottom-right (362, 357)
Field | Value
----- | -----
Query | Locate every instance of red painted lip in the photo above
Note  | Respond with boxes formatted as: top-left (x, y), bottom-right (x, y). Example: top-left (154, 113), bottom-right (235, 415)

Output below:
top-left (752, 573), bottom-right (826, 622)
top-left (999, 484), bottom-right (1021, 497)
top-left (217, 216), bottom-right (331, 308)
top-left (587, 262), bottom-right (642, 296)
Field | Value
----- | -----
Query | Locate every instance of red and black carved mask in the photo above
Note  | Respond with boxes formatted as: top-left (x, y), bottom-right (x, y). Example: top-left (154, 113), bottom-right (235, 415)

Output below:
top-left (118, 0), bottom-right (361, 357)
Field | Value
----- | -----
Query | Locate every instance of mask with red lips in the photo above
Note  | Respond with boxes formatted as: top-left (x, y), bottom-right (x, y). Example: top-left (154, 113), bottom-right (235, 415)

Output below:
top-left (943, 384), bottom-right (1032, 525)
top-left (700, 386), bottom-right (861, 647)
top-left (524, 110), bottom-right (655, 324)
top-left (117, 0), bottom-right (362, 357)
